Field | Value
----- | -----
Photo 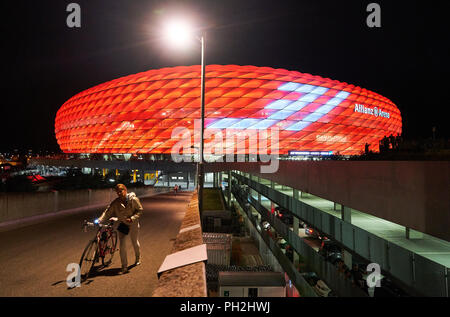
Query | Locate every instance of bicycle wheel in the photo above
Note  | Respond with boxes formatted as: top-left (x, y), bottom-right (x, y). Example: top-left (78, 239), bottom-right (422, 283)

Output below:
top-left (102, 231), bottom-right (117, 266)
top-left (79, 239), bottom-right (98, 281)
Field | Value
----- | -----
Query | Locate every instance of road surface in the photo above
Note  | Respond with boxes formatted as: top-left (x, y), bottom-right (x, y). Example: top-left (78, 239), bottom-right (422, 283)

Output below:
top-left (0, 191), bottom-right (191, 296)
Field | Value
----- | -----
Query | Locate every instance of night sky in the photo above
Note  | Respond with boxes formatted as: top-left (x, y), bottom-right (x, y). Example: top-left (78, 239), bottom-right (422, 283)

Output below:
top-left (2, 0), bottom-right (449, 152)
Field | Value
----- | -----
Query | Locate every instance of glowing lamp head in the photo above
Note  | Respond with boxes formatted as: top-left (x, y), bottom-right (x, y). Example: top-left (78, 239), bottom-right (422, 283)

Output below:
top-left (94, 219), bottom-right (99, 224)
top-left (164, 19), bottom-right (194, 49)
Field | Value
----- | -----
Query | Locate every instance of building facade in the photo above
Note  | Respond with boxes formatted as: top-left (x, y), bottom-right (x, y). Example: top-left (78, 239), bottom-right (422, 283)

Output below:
top-left (55, 65), bottom-right (402, 155)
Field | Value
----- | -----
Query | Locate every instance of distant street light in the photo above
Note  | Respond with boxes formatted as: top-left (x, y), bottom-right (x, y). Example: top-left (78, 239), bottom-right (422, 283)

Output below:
top-left (164, 19), bottom-right (206, 218)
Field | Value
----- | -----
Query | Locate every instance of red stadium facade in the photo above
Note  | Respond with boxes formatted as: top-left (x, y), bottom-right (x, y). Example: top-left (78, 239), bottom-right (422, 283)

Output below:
top-left (55, 65), bottom-right (402, 155)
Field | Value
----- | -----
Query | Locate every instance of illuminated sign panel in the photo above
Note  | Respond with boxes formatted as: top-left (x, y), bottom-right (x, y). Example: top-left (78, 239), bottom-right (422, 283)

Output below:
top-left (55, 65), bottom-right (402, 155)
top-left (289, 151), bottom-right (333, 156)
top-left (354, 104), bottom-right (390, 118)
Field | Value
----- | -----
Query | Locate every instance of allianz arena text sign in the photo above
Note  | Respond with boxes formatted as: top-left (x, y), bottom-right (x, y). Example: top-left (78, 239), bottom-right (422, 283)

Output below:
top-left (354, 103), bottom-right (390, 119)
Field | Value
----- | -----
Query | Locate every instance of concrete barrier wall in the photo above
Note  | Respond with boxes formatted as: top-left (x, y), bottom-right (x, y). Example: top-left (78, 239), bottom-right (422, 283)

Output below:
top-left (0, 195), bottom-right (7, 221)
top-left (89, 188), bottom-right (112, 206)
top-left (208, 161), bottom-right (450, 242)
top-left (57, 189), bottom-right (90, 211)
top-left (0, 192), bottom-right (55, 221)
top-left (0, 186), bottom-right (168, 224)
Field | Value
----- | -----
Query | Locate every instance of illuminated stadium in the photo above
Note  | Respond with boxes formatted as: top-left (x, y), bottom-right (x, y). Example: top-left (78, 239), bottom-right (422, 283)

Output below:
top-left (55, 65), bottom-right (402, 155)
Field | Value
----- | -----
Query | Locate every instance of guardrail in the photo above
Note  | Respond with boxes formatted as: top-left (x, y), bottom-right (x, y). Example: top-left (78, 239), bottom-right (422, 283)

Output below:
top-left (29, 158), bottom-right (196, 173)
top-left (0, 186), bottom-right (169, 225)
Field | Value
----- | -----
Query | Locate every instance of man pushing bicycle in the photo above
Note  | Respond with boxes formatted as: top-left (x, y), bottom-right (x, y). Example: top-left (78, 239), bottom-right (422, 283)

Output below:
top-left (98, 183), bottom-right (143, 274)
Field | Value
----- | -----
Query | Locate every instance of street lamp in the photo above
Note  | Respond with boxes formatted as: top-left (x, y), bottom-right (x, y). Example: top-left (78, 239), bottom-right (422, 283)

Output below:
top-left (164, 20), bottom-right (206, 218)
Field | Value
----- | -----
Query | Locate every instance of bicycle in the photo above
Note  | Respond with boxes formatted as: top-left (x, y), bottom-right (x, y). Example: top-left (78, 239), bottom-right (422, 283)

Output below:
top-left (79, 218), bottom-right (118, 281)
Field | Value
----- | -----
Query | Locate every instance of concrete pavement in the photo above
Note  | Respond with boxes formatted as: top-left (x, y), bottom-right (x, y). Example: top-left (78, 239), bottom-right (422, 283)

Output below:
top-left (0, 191), bottom-right (192, 296)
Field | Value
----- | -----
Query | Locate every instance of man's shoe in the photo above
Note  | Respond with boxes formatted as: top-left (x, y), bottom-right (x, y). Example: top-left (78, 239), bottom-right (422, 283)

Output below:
top-left (119, 267), bottom-right (129, 275)
top-left (135, 259), bottom-right (141, 266)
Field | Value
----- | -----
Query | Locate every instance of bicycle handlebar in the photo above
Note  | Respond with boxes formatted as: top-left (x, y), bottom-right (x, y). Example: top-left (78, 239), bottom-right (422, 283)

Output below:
top-left (82, 219), bottom-right (115, 231)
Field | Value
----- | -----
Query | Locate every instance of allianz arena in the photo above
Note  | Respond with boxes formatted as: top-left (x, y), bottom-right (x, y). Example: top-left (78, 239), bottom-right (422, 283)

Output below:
top-left (55, 65), bottom-right (402, 155)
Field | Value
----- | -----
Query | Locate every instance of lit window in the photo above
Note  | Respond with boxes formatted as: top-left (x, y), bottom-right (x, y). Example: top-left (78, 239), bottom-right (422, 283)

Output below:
top-left (311, 86), bottom-right (329, 95)
top-left (295, 84), bottom-right (316, 93)
top-left (278, 82), bottom-right (302, 91)
top-left (303, 112), bottom-right (323, 122)
top-left (315, 104), bottom-right (336, 114)
top-left (298, 93), bottom-right (320, 103)
top-left (230, 119), bottom-right (261, 129)
top-left (325, 97), bottom-right (344, 106)
top-left (248, 119), bottom-right (278, 129)
top-left (284, 101), bottom-right (309, 111)
top-left (268, 110), bottom-right (296, 120)
top-left (335, 91), bottom-right (351, 99)
top-left (265, 99), bottom-right (292, 110)
top-left (285, 121), bottom-right (311, 131)
top-left (207, 118), bottom-right (241, 129)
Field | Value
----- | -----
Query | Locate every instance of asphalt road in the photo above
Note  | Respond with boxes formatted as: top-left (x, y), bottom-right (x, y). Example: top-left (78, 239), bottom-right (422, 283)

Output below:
top-left (0, 191), bottom-right (191, 296)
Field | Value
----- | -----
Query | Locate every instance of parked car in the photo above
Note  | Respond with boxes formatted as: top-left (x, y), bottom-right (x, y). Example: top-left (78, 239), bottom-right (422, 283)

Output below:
top-left (274, 206), bottom-right (293, 225)
top-left (277, 237), bottom-right (288, 249)
top-left (319, 239), bottom-right (342, 264)
top-left (314, 279), bottom-right (332, 297)
top-left (262, 221), bottom-right (271, 230)
top-left (374, 277), bottom-right (407, 297)
top-left (304, 225), bottom-right (320, 239)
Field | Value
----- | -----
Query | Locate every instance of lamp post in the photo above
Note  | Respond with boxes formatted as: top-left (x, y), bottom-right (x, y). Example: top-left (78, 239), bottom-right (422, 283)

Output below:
top-left (198, 34), bottom-right (205, 219)
top-left (164, 20), bottom-right (206, 219)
